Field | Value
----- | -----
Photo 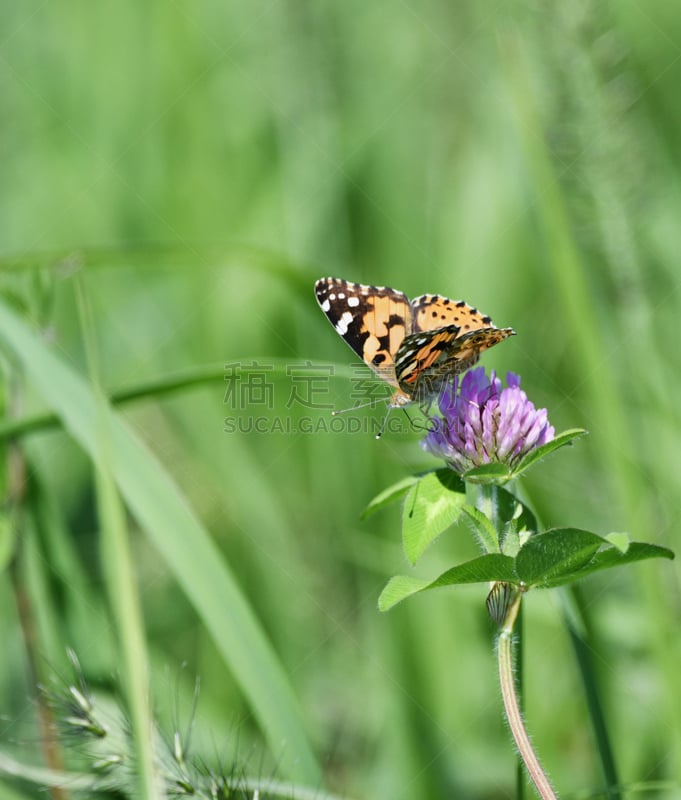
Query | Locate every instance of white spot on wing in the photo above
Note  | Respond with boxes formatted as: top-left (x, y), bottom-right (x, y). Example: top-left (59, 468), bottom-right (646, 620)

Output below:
top-left (321, 299), bottom-right (331, 312)
top-left (336, 311), bottom-right (354, 335)
top-left (347, 296), bottom-right (360, 307)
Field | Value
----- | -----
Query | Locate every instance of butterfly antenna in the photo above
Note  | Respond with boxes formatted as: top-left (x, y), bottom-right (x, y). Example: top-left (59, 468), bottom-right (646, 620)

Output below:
top-left (375, 405), bottom-right (393, 440)
top-left (331, 398), bottom-right (383, 416)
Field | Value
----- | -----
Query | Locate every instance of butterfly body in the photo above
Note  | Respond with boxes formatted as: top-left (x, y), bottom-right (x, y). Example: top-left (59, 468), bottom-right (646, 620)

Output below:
top-left (315, 277), bottom-right (515, 407)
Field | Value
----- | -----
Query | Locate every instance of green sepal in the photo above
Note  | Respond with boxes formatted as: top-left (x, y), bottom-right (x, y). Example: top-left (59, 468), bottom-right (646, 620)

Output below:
top-left (462, 463), bottom-right (512, 484)
top-left (461, 487), bottom-right (538, 556)
top-left (402, 469), bottom-right (465, 564)
top-left (460, 504), bottom-right (500, 553)
top-left (458, 429), bottom-right (588, 484)
top-left (511, 428), bottom-right (588, 477)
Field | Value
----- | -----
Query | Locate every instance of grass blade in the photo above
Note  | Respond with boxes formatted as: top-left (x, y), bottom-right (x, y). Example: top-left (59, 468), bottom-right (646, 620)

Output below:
top-left (77, 280), bottom-right (163, 799)
top-left (0, 300), bottom-right (321, 785)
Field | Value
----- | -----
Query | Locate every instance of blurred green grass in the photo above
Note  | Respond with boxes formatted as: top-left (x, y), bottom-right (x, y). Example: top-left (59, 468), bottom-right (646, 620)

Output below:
top-left (1, 1), bottom-right (681, 797)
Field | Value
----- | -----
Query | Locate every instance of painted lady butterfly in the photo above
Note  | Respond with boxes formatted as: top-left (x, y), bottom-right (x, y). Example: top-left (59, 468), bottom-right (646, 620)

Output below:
top-left (315, 277), bottom-right (515, 408)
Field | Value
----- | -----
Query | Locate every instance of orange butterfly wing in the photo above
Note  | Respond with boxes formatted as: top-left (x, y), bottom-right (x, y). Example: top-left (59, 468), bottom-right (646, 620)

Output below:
top-left (315, 280), bottom-right (515, 408)
top-left (314, 278), bottom-right (412, 389)
top-left (411, 294), bottom-right (497, 334)
top-left (395, 295), bottom-right (515, 398)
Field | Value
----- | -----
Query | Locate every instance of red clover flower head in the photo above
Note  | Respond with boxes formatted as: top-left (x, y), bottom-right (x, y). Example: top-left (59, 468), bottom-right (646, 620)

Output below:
top-left (421, 368), bottom-right (554, 474)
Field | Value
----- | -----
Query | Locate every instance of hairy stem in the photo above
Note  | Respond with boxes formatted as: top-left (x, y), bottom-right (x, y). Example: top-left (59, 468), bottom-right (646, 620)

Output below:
top-left (498, 590), bottom-right (558, 800)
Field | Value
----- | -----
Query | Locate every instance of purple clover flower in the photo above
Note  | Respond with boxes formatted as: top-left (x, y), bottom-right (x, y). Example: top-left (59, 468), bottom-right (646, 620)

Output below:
top-left (421, 368), bottom-right (554, 474)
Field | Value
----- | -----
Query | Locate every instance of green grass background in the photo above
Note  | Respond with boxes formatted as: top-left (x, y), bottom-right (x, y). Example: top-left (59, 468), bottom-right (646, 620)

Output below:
top-left (1, 1), bottom-right (681, 798)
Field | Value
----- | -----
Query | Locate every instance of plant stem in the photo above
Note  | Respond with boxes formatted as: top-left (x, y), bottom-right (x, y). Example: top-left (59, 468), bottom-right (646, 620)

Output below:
top-left (498, 590), bottom-right (558, 800)
top-left (466, 481), bottom-right (501, 551)
top-left (5, 370), bottom-right (67, 800)
top-left (76, 279), bottom-right (163, 800)
top-left (515, 599), bottom-right (525, 800)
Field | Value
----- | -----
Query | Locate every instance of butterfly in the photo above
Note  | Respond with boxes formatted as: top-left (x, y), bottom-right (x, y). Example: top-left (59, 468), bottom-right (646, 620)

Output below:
top-left (315, 277), bottom-right (515, 408)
